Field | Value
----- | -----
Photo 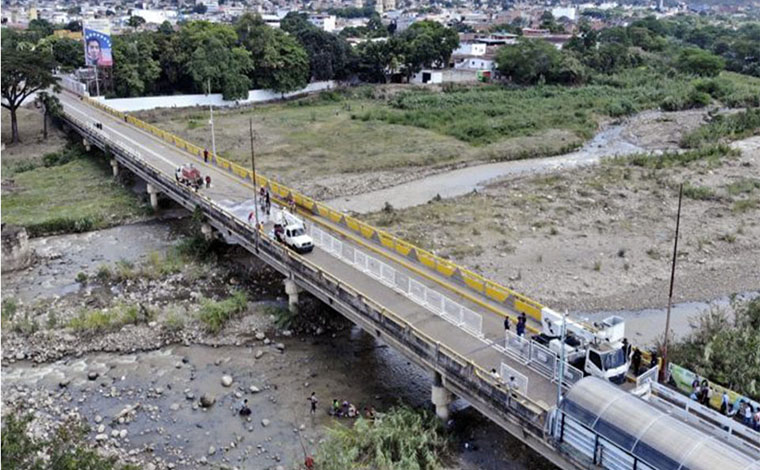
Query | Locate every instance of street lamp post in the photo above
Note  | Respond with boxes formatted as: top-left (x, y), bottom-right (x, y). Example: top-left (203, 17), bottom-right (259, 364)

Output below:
top-left (207, 78), bottom-right (217, 161)
top-left (249, 118), bottom-right (259, 251)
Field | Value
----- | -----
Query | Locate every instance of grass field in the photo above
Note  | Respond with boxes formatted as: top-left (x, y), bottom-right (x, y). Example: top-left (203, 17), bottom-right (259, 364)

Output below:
top-left (137, 70), bottom-right (759, 188)
top-left (2, 155), bottom-right (149, 236)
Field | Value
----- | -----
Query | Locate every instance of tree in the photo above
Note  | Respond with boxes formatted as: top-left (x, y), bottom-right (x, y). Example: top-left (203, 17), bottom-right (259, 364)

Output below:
top-left (677, 48), bottom-right (725, 77)
top-left (112, 33), bottom-right (161, 97)
top-left (127, 15), bottom-right (146, 29)
top-left (34, 91), bottom-right (62, 139)
top-left (355, 40), bottom-right (392, 83)
top-left (49, 36), bottom-right (84, 71)
top-left (236, 14), bottom-right (310, 93)
top-left (496, 39), bottom-right (563, 84)
top-left (158, 20), bottom-right (174, 35)
top-left (1, 31), bottom-right (59, 144)
top-left (189, 36), bottom-right (252, 99)
top-left (281, 12), bottom-right (355, 81)
top-left (400, 21), bottom-right (459, 71)
top-left (193, 3), bottom-right (208, 14)
top-left (27, 19), bottom-right (54, 40)
top-left (64, 20), bottom-right (82, 32)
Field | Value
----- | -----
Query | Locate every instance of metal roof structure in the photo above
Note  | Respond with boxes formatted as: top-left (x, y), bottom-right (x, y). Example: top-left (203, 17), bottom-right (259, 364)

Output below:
top-left (560, 377), bottom-right (760, 470)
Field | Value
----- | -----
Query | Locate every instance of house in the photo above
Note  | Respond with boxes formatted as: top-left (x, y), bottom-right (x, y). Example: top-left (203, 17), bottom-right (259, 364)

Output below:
top-left (453, 42), bottom-right (486, 56)
top-left (411, 69), bottom-right (443, 84)
top-left (308, 14), bottom-right (336, 32)
top-left (454, 57), bottom-right (495, 72)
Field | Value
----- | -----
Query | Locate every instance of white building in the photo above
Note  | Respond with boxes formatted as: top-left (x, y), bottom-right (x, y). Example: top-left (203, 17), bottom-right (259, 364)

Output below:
top-left (308, 14), bottom-right (336, 32)
top-left (261, 14), bottom-right (281, 28)
top-left (412, 69), bottom-right (443, 84)
top-left (454, 57), bottom-right (495, 71)
top-left (131, 8), bottom-right (178, 24)
top-left (551, 6), bottom-right (577, 21)
top-left (453, 42), bottom-right (486, 56)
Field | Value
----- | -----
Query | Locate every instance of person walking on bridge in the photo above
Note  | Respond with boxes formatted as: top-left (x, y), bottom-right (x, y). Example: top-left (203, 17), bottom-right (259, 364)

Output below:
top-left (204, 148), bottom-right (209, 163)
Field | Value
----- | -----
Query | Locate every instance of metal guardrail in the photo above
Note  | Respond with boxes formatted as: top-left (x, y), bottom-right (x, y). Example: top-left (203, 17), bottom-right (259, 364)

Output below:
top-left (60, 108), bottom-right (553, 426)
top-left (309, 224), bottom-right (485, 338)
top-left (504, 330), bottom-right (584, 389)
top-left (650, 382), bottom-right (760, 455)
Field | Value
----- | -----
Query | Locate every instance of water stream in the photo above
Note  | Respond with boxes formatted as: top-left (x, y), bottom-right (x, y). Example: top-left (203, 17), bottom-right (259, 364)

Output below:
top-left (327, 122), bottom-right (645, 214)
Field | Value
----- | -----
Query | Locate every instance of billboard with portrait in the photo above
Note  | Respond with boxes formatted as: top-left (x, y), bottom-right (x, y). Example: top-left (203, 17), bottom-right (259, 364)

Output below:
top-left (83, 21), bottom-right (113, 67)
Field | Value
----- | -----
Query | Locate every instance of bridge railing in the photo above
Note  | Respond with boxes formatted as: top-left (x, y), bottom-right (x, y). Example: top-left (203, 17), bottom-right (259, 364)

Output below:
top-left (65, 90), bottom-right (549, 332)
top-left (309, 223), bottom-right (485, 338)
top-left (60, 108), bottom-right (553, 429)
top-left (504, 330), bottom-right (584, 389)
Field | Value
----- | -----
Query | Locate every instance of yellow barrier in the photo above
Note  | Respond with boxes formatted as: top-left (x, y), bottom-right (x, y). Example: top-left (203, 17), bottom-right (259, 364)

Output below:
top-left (377, 231), bottom-right (395, 250)
top-left (417, 249), bottom-right (437, 270)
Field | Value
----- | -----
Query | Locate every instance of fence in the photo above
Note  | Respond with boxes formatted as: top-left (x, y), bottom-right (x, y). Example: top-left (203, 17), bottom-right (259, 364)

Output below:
top-left (95, 81), bottom-right (335, 112)
top-left (635, 365), bottom-right (659, 388)
top-left (504, 330), bottom-right (584, 389)
top-left (309, 224), bottom-right (485, 338)
top-left (500, 362), bottom-right (529, 396)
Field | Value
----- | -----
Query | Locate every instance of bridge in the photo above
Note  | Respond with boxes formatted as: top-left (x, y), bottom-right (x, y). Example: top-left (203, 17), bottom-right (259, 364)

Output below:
top-left (55, 85), bottom-right (760, 470)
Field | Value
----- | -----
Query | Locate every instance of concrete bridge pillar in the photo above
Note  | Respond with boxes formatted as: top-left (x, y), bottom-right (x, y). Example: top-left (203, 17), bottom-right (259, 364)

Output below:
top-left (83, 138), bottom-right (91, 151)
top-left (431, 371), bottom-right (453, 421)
top-left (201, 223), bottom-right (214, 241)
top-left (284, 277), bottom-right (301, 314)
top-left (110, 159), bottom-right (119, 178)
top-left (146, 183), bottom-right (159, 210)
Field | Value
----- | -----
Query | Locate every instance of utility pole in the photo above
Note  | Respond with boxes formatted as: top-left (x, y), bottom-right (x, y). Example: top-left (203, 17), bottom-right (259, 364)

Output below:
top-left (94, 65), bottom-right (100, 97)
top-left (554, 310), bottom-right (567, 438)
top-left (660, 183), bottom-right (683, 383)
top-left (207, 78), bottom-right (217, 161)
top-left (249, 118), bottom-right (259, 250)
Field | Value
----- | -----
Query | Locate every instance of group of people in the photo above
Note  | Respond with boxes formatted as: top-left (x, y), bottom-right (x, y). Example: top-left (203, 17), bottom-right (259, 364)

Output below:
top-left (329, 399), bottom-right (377, 420)
top-left (504, 312), bottom-right (528, 337)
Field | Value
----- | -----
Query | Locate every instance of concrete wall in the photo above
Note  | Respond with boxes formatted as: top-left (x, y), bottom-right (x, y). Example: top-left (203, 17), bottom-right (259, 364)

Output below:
top-left (95, 81), bottom-right (336, 112)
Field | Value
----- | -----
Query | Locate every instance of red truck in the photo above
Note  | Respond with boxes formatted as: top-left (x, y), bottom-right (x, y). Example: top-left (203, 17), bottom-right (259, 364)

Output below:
top-left (175, 164), bottom-right (203, 190)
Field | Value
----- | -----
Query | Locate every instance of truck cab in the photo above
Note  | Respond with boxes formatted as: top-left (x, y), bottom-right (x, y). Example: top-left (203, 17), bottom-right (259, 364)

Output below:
top-left (539, 308), bottom-right (630, 383)
top-left (273, 210), bottom-right (313, 254)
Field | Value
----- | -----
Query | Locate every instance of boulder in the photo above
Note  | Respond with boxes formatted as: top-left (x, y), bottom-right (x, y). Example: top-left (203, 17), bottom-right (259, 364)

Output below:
top-left (221, 375), bottom-right (233, 387)
top-left (200, 394), bottom-right (216, 408)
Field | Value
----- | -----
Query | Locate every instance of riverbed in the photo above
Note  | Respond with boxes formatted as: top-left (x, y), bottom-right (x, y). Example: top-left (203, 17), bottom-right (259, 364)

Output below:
top-left (1, 221), bottom-right (555, 470)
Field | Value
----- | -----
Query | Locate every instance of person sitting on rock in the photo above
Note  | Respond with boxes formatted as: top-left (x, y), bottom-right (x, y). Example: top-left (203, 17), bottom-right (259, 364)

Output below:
top-left (239, 398), bottom-right (251, 417)
top-left (331, 399), bottom-right (341, 416)
top-left (347, 403), bottom-right (357, 418)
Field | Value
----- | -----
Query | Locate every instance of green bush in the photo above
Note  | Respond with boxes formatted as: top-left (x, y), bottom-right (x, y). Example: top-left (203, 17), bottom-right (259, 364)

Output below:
top-left (2, 408), bottom-right (135, 470)
top-left (681, 109), bottom-right (760, 148)
top-left (669, 298), bottom-right (760, 400)
top-left (316, 406), bottom-right (449, 470)
top-left (2, 298), bottom-right (18, 321)
top-left (623, 144), bottom-right (738, 169)
top-left (198, 290), bottom-right (248, 334)
top-left (692, 77), bottom-right (734, 99)
top-left (682, 183), bottom-right (717, 201)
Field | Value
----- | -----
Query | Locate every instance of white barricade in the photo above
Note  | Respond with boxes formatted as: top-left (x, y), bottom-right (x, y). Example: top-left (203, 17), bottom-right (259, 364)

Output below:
top-left (556, 361), bottom-right (584, 387)
top-left (500, 363), bottom-right (529, 396)
top-left (530, 341), bottom-right (558, 378)
top-left (425, 289), bottom-right (444, 314)
top-left (461, 308), bottom-right (483, 338)
top-left (636, 365), bottom-right (658, 388)
top-left (394, 271), bottom-right (410, 294)
top-left (443, 298), bottom-right (462, 324)
top-left (342, 244), bottom-right (355, 265)
top-left (504, 330), bottom-right (531, 364)
top-left (309, 229), bottom-right (485, 337)
top-left (367, 256), bottom-right (382, 278)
